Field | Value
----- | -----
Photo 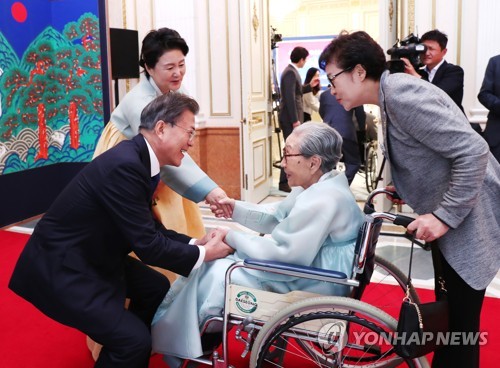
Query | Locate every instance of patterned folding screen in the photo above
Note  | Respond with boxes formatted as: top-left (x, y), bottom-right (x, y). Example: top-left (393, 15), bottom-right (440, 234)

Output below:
top-left (0, 0), bottom-right (111, 227)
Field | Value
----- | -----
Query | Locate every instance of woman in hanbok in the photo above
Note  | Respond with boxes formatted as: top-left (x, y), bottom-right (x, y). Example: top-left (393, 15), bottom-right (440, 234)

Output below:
top-left (151, 122), bottom-right (364, 361)
top-left (93, 28), bottom-right (228, 244)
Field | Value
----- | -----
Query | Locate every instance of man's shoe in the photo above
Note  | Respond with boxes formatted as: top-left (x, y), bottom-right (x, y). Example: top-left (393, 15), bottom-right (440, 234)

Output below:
top-left (279, 183), bottom-right (291, 193)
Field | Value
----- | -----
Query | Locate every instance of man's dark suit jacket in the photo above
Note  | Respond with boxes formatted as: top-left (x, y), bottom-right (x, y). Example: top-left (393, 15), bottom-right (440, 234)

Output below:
top-left (278, 64), bottom-right (312, 137)
top-left (319, 91), bottom-right (361, 184)
top-left (420, 60), bottom-right (465, 112)
top-left (478, 54), bottom-right (500, 160)
top-left (9, 134), bottom-right (199, 335)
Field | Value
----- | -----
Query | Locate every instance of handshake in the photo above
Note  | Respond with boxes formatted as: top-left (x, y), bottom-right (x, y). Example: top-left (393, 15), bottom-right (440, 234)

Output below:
top-left (195, 187), bottom-right (238, 262)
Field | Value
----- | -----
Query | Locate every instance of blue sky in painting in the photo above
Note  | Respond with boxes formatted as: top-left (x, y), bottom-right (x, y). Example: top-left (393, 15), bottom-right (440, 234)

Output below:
top-left (0, 0), bottom-right (99, 58)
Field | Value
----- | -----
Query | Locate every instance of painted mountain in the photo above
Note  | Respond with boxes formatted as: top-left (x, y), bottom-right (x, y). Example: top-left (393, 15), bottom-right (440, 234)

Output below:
top-left (0, 12), bottom-right (104, 175)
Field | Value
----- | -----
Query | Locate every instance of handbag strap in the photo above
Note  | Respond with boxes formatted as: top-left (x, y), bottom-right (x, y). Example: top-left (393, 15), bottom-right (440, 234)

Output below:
top-left (404, 235), bottom-right (447, 302)
top-left (403, 233), bottom-right (416, 302)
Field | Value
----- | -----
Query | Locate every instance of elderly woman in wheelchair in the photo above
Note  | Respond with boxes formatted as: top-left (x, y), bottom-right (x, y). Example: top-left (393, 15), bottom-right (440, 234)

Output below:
top-left (150, 122), bottom-right (364, 361)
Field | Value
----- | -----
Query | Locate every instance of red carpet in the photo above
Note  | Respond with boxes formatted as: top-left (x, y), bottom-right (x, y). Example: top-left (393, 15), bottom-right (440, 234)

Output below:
top-left (1, 230), bottom-right (498, 367)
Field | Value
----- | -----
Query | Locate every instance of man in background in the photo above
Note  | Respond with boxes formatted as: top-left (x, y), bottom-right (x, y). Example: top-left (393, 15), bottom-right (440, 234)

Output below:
top-left (478, 54), bottom-right (500, 163)
top-left (278, 46), bottom-right (318, 192)
top-left (402, 29), bottom-right (482, 134)
top-left (319, 90), bottom-right (362, 185)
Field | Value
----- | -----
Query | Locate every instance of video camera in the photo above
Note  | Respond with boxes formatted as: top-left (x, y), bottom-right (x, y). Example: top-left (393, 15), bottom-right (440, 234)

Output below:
top-left (270, 26), bottom-right (282, 50)
top-left (386, 33), bottom-right (427, 73)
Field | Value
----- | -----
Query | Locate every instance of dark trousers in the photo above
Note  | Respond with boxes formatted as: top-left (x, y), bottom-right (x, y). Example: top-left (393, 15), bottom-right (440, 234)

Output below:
top-left (431, 247), bottom-right (485, 368)
top-left (489, 142), bottom-right (500, 164)
top-left (341, 138), bottom-right (361, 185)
top-left (279, 120), bottom-right (294, 185)
top-left (89, 256), bottom-right (170, 368)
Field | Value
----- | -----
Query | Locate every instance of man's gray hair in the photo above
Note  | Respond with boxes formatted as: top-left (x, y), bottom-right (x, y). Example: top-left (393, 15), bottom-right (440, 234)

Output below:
top-left (139, 93), bottom-right (200, 130)
top-left (293, 122), bottom-right (343, 173)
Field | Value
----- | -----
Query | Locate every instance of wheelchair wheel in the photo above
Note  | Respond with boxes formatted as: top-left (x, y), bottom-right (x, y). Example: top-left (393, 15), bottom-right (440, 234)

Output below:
top-left (362, 255), bottom-right (420, 318)
top-left (250, 296), bottom-right (430, 368)
top-left (365, 143), bottom-right (378, 193)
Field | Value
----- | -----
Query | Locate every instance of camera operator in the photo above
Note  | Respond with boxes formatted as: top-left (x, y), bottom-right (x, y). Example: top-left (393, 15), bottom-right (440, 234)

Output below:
top-left (402, 29), bottom-right (482, 134)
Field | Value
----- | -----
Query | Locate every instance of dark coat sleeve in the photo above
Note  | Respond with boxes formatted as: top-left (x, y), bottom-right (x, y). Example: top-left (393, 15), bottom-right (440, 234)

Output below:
top-left (97, 159), bottom-right (199, 277)
top-left (430, 62), bottom-right (465, 111)
top-left (280, 68), bottom-right (299, 123)
top-left (478, 56), bottom-right (500, 115)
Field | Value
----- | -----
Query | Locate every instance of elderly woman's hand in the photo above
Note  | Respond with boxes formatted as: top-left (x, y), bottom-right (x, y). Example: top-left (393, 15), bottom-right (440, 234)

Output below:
top-left (205, 187), bottom-right (233, 218)
top-left (210, 197), bottom-right (235, 218)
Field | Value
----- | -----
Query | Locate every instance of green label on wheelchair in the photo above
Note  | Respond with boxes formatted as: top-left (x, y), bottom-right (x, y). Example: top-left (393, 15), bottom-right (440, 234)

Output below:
top-left (235, 290), bottom-right (258, 313)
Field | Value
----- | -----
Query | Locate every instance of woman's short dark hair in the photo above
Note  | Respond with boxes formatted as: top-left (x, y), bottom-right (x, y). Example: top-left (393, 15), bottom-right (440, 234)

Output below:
top-left (139, 93), bottom-right (199, 131)
top-left (318, 31), bottom-right (386, 81)
top-left (139, 28), bottom-right (189, 78)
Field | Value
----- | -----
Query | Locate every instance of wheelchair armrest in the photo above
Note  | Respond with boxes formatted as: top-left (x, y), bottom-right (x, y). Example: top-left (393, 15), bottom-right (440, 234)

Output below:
top-left (243, 258), bottom-right (348, 282)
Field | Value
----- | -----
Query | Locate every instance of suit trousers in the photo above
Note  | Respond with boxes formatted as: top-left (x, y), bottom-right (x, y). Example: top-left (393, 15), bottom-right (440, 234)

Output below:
top-left (431, 247), bottom-right (485, 368)
top-left (340, 138), bottom-right (361, 185)
top-left (489, 142), bottom-right (500, 164)
top-left (89, 256), bottom-right (170, 368)
top-left (279, 120), bottom-right (294, 185)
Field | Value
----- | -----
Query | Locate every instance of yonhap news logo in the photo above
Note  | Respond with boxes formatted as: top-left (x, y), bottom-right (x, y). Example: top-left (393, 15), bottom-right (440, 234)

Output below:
top-left (352, 331), bottom-right (489, 347)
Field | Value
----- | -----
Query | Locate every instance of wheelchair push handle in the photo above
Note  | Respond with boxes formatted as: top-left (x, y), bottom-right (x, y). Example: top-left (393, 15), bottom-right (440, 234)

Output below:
top-left (364, 188), bottom-right (402, 215)
top-left (364, 188), bottom-right (415, 228)
top-left (393, 214), bottom-right (414, 228)
top-left (365, 188), bottom-right (401, 205)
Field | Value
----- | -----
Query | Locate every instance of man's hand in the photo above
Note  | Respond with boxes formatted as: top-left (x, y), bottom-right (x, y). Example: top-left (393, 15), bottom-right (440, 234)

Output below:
top-left (407, 213), bottom-right (450, 242)
top-left (401, 58), bottom-right (422, 78)
top-left (210, 197), bottom-right (235, 218)
top-left (194, 228), bottom-right (218, 246)
top-left (292, 121), bottom-right (301, 129)
top-left (203, 228), bottom-right (234, 262)
top-left (205, 187), bottom-right (232, 218)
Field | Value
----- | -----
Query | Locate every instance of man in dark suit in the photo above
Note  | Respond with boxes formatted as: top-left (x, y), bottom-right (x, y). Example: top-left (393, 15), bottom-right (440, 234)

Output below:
top-left (478, 54), bottom-right (500, 163)
top-left (277, 46), bottom-right (318, 192)
top-left (9, 93), bottom-right (233, 367)
top-left (319, 90), bottom-right (362, 185)
top-left (403, 29), bottom-right (482, 134)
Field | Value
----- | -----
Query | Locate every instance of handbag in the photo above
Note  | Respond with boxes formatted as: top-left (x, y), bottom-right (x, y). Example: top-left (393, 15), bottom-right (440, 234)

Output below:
top-left (393, 236), bottom-right (449, 359)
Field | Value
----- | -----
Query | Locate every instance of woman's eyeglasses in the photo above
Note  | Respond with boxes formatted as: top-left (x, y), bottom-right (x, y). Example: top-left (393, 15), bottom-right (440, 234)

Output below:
top-left (326, 66), bottom-right (354, 88)
top-left (282, 149), bottom-right (303, 163)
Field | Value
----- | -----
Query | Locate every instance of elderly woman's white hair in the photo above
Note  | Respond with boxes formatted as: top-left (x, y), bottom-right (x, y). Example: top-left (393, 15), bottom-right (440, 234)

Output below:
top-left (292, 122), bottom-right (343, 173)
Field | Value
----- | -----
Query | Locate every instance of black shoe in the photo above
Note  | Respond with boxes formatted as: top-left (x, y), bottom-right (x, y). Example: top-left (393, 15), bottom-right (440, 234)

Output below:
top-left (201, 332), bottom-right (223, 354)
top-left (279, 183), bottom-right (291, 193)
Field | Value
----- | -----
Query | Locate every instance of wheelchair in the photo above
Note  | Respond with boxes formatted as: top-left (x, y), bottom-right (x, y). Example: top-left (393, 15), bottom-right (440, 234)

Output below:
top-left (179, 189), bottom-right (429, 368)
top-left (364, 139), bottom-right (379, 193)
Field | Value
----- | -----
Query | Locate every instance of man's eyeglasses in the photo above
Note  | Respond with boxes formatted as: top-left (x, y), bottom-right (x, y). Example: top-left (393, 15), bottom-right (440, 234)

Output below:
top-left (173, 123), bottom-right (196, 142)
top-left (282, 149), bottom-right (303, 163)
top-left (327, 66), bottom-right (354, 88)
